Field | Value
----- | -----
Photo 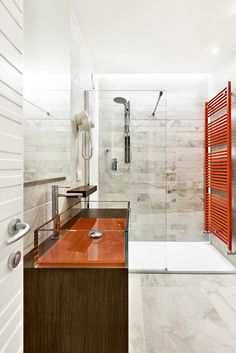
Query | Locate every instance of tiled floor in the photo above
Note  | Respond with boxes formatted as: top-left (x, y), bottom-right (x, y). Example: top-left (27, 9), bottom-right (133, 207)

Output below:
top-left (129, 274), bottom-right (236, 353)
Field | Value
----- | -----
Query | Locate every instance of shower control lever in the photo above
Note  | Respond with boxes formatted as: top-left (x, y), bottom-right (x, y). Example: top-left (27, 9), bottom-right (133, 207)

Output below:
top-left (111, 158), bottom-right (118, 171)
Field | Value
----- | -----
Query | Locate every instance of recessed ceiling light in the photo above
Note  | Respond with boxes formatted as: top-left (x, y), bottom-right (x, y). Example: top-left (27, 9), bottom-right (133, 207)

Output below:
top-left (211, 47), bottom-right (219, 55)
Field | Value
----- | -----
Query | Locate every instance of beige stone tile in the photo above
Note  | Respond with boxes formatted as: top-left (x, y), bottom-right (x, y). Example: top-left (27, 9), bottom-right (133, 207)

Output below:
top-left (140, 274), bottom-right (236, 288)
top-left (142, 286), bottom-right (236, 353)
top-left (205, 287), bottom-right (236, 339)
top-left (129, 274), bottom-right (146, 353)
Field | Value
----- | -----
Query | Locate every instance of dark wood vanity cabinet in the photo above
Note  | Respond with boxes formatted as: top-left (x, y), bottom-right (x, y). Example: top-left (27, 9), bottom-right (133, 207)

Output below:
top-left (24, 268), bottom-right (128, 353)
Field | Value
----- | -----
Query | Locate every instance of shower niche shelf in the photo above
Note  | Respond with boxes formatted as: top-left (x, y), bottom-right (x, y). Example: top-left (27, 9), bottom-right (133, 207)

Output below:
top-left (67, 184), bottom-right (97, 197)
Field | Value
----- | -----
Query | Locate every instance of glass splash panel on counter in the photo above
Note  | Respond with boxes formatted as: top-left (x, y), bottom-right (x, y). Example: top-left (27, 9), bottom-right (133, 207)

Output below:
top-left (34, 201), bottom-right (130, 268)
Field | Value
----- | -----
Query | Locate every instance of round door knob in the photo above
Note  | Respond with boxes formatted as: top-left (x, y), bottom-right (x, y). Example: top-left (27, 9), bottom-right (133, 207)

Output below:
top-left (8, 251), bottom-right (22, 269)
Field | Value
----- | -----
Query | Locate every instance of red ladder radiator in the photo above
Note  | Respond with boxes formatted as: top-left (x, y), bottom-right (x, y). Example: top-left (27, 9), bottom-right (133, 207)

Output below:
top-left (205, 81), bottom-right (232, 250)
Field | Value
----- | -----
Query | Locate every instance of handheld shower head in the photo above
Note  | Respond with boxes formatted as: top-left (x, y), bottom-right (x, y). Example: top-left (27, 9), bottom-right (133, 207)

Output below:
top-left (113, 96), bottom-right (129, 110)
top-left (113, 97), bottom-right (127, 105)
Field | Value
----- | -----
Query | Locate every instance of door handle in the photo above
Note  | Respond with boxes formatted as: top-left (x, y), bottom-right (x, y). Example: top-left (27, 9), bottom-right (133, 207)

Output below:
top-left (7, 218), bottom-right (31, 246)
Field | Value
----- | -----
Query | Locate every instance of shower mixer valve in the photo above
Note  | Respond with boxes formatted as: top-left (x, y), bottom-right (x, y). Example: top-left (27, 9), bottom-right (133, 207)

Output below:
top-left (111, 158), bottom-right (118, 171)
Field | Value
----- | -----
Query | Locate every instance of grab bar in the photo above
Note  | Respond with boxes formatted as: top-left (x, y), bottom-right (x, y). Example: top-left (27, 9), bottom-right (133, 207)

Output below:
top-left (7, 218), bottom-right (31, 245)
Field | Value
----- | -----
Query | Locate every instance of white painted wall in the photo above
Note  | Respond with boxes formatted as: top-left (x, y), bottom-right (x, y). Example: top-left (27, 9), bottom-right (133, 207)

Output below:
top-left (24, 0), bottom-right (70, 75)
top-left (24, 0), bottom-right (71, 182)
top-left (70, 4), bottom-right (98, 187)
top-left (23, 1), bottom-right (97, 254)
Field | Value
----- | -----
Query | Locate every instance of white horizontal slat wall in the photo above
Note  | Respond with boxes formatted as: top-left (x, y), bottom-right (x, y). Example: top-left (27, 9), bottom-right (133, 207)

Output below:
top-left (0, 0), bottom-right (23, 352)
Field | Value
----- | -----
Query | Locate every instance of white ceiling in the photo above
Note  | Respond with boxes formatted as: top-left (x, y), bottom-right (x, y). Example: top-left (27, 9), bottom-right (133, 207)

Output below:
top-left (74, 0), bottom-right (236, 74)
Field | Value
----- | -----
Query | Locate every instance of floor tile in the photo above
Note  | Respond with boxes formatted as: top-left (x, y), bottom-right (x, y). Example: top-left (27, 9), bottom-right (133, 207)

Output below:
top-left (129, 274), bottom-right (146, 353)
top-left (141, 287), bottom-right (236, 353)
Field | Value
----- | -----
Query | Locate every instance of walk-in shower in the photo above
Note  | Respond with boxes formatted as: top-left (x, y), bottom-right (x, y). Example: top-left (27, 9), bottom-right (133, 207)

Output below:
top-left (85, 86), bottom-right (236, 273)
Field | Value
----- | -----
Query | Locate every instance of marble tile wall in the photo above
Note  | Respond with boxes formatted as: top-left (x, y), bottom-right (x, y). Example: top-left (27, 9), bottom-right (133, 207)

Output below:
top-left (99, 90), bottom-right (167, 241)
top-left (129, 273), bottom-right (236, 353)
top-left (98, 75), bottom-right (209, 242)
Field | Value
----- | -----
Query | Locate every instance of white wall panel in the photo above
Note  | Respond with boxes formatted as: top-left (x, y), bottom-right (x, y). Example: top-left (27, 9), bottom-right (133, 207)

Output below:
top-left (0, 11), bottom-right (23, 54)
top-left (0, 32), bottom-right (23, 71)
top-left (0, 0), bottom-right (23, 29)
top-left (0, 132), bottom-right (22, 154)
top-left (0, 1), bottom-right (23, 351)
top-left (0, 57), bottom-right (22, 94)
top-left (0, 94), bottom-right (22, 116)
top-left (0, 115), bottom-right (22, 136)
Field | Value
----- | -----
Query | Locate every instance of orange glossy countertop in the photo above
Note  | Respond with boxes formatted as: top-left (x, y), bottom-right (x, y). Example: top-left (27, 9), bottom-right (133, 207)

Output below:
top-left (38, 218), bottom-right (127, 268)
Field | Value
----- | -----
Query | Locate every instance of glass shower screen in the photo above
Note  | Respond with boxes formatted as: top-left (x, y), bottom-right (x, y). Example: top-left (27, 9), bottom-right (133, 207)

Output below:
top-left (96, 90), bottom-right (168, 270)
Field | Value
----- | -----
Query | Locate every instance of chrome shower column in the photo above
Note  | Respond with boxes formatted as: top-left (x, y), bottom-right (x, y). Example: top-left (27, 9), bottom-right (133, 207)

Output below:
top-left (124, 100), bottom-right (131, 163)
top-left (113, 96), bottom-right (131, 164)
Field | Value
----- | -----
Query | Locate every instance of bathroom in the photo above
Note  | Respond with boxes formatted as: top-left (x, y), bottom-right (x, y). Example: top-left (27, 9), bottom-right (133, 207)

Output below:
top-left (1, 0), bottom-right (236, 352)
